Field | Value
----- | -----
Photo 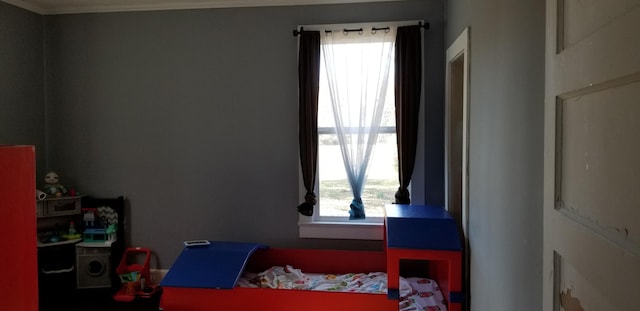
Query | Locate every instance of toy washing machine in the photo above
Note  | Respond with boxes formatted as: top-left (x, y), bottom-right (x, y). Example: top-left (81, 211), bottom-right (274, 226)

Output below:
top-left (76, 242), bottom-right (113, 289)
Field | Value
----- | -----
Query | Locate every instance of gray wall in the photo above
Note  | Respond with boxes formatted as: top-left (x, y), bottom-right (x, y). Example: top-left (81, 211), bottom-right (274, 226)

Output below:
top-left (0, 1), bottom-right (46, 178)
top-left (1, 0), bottom-right (546, 308)
top-left (446, 0), bottom-right (544, 310)
top-left (42, 0), bottom-right (445, 268)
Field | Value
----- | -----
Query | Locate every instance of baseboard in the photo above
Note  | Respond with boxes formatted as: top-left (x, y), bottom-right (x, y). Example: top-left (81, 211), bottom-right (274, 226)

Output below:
top-left (150, 268), bottom-right (169, 285)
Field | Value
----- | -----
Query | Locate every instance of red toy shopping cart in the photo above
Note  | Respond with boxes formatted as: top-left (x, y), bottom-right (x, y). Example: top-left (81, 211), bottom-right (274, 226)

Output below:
top-left (113, 247), bottom-right (160, 302)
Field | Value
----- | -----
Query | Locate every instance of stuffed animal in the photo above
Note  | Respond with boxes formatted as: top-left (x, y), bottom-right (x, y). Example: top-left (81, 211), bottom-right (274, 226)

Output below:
top-left (43, 171), bottom-right (67, 198)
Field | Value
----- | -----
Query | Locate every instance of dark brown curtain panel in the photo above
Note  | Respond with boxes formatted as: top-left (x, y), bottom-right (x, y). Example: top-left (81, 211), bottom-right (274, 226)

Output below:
top-left (297, 30), bottom-right (321, 216)
top-left (394, 25), bottom-right (422, 204)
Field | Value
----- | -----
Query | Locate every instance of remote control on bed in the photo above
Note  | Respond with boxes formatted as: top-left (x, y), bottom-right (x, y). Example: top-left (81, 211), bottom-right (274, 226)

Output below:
top-left (183, 240), bottom-right (211, 247)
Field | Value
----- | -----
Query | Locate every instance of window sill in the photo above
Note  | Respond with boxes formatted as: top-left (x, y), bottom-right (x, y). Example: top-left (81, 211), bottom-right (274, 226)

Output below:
top-left (298, 219), bottom-right (384, 240)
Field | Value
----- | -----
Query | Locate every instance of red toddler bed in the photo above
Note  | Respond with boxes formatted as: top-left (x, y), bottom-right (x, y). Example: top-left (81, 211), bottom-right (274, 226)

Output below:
top-left (159, 204), bottom-right (463, 311)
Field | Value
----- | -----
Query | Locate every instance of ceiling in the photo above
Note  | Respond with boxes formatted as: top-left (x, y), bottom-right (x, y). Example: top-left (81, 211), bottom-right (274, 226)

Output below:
top-left (3, 0), bottom-right (400, 14)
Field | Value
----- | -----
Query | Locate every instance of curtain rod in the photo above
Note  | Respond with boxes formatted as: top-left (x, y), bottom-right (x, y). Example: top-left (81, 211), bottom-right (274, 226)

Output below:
top-left (292, 21), bottom-right (428, 37)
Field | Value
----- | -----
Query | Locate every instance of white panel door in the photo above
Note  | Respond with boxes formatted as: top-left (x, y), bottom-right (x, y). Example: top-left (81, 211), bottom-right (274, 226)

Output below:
top-left (544, 1), bottom-right (640, 310)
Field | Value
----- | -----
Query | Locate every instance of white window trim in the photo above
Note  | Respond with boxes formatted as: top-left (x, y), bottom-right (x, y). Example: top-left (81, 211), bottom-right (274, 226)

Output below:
top-left (298, 218), bottom-right (385, 240)
top-left (297, 20), bottom-right (425, 240)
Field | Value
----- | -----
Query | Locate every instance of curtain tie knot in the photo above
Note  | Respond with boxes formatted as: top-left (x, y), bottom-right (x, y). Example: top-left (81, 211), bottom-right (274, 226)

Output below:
top-left (394, 187), bottom-right (410, 204)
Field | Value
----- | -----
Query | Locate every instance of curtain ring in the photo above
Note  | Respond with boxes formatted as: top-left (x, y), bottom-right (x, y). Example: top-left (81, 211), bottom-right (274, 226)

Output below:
top-left (371, 27), bottom-right (391, 35)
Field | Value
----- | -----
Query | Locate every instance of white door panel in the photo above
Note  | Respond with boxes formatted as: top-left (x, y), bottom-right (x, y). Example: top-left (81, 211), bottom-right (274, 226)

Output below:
top-left (549, 210), bottom-right (640, 309)
top-left (560, 0), bottom-right (638, 49)
top-left (559, 81), bottom-right (640, 246)
top-left (554, 5), bottom-right (640, 95)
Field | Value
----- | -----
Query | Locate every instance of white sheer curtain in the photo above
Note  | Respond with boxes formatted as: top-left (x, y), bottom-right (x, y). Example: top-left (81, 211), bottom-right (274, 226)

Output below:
top-left (320, 28), bottom-right (396, 219)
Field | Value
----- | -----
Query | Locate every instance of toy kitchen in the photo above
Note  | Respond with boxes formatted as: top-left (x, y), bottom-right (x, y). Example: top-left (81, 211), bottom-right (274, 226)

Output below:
top-left (37, 195), bottom-right (121, 308)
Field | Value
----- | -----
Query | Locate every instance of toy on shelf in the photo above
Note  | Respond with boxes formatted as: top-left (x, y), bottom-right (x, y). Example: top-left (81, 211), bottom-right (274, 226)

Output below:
top-left (42, 171), bottom-right (67, 198)
top-left (113, 247), bottom-right (161, 302)
top-left (82, 227), bottom-right (116, 243)
top-left (62, 221), bottom-right (81, 240)
top-left (36, 189), bottom-right (47, 201)
top-left (80, 207), bottom-right (118, 244)
top-left (82, 208), bottom-right (97, 227)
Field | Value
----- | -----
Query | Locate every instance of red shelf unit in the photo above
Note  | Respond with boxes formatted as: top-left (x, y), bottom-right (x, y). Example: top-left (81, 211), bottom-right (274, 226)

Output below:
top-left (0, 145), bottom-right (39, 311)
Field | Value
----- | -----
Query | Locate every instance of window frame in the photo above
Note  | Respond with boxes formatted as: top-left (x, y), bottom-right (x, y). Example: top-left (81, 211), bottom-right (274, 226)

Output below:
top-left (297, 20), bottom-right (425, 240)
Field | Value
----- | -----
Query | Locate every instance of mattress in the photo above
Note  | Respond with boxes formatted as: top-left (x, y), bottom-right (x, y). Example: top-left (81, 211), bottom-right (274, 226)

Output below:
top-left (236, 265), bottom-right (447, 311)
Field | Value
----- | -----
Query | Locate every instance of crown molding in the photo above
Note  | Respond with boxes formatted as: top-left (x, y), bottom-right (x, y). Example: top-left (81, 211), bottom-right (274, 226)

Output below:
top-left (2, 0), bottom-right (403, 15)
top-left (2, 0), bottom-right (45, 14)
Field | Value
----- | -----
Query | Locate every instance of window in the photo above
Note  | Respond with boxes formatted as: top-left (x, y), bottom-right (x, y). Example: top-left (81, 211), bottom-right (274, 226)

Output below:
top-left (316, 31), bottom-right (398, 220)
top-left (298, 21), bottom-right (424, 240)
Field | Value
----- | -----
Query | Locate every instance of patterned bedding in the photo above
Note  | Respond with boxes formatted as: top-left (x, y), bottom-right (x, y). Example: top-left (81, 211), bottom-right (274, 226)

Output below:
top-left (236, 265), bottom-right (447, 311)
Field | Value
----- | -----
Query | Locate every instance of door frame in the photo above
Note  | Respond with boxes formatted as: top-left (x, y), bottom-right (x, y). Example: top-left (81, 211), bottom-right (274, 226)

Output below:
top-left (445, 27), bottom-right (470, 309)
